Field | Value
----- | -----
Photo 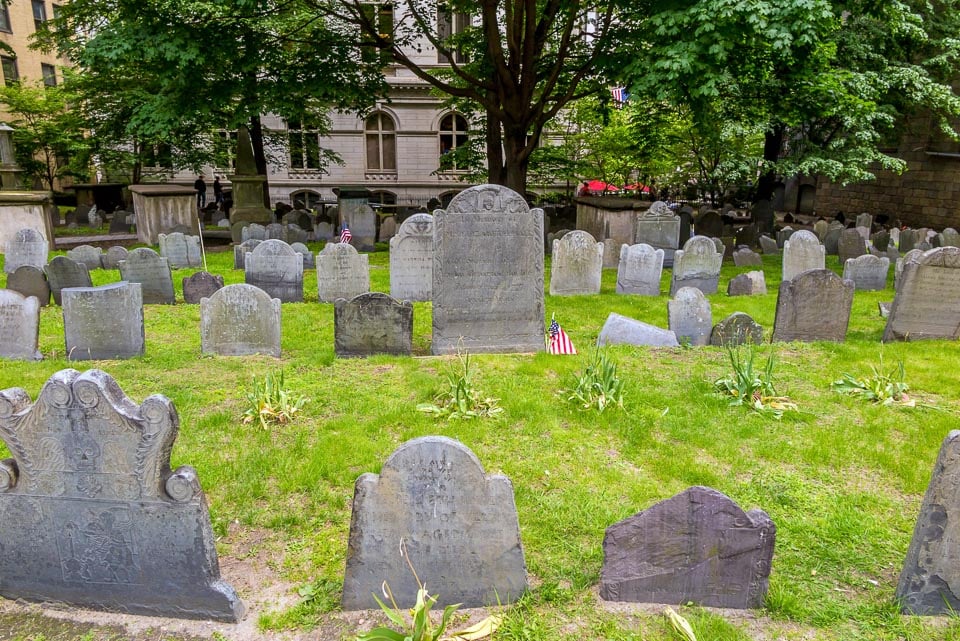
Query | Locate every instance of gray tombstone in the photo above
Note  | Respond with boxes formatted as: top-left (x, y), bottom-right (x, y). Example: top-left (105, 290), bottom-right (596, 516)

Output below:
top-left (941, 228), bottom-right (960, 248)
top-left (758, 235), bottom-right (780, 255)
top-left (245, 239), bottom-right (304, 303)
top-left (200, 284), bottom-right (281, 357)
top-left (119, 248), bottom-right (175, 305)
top-left (838, 228), bottom-right (867, 265)
top-left (100, 246), bottom-right (129, 270)
top-left (899, 229), bottom-right (919, 253)
top-left (751, 200), bottom-right (775, 233)
top-left (823, 228), bottom-right (842, 255)
top-left (0, 289), bottom-right (41, 360)
top-left (550, 230), bottom-right (603, 296)
top-left (782, 230), bottom-right (825, 281)
top-left (670, 236), bottom-right (723, 296)
top-left (890, 227), bottom-right (901, 249)
top-left (734, 224), bottom-right (758, 249)
top-left (733, 248), bottom-right (763, 267)
top-left (710, 312), bottom-right (764, 347)
top-left (871, 230), bottom-right (891, 252)
top-left (314, 221), bottom-right (334, 241)
top-left (634, 202), bottom-right (681, 267)
top-left (432, 185), bottom-right (544, 354)
top-left (265, 222), bottom-right (286, 241)
top-left (712, 237), bottom-right (726, 255)
top-left (856, 212), bottom-right (873, 231)
top-left (4, 228), bottom-right (48, 274)
top-left (45, 256), bottom-right (93, 306)
top-left (695, 210), bottom-right (723, 239)
top-left (813, 219), bottom-right (829, 241)
top-left (290, 242), bottom-right (315, 269)
top-left (109, 210), bottom-right (132, 233)
top-left (159, 232), bottom-right (202, 269)
top-left (678, 210), bottom-right (692, 247)
top-left (389, 213), bottom-right (433, 302)
top-left (842, 254), bottom-right (889, 291)
top-left (601, 238), bottom-right (620, 269)
top-left (334, 292), bottom-right (413, 357)
top-left (776, 226), bottom-right (795, 248)
top-left (616, 243), bottom-right (663, 296)
top-left (379, 215), bottom-right (398, 242)
top-left (7, 265), bottom-right (50, 306)
top-left (727, 271), bottom-right (766, 296)
top-left (217, 218), bottom-right (231, 228)
top-left (233, 238), bottom-right (262, 270)
top-left (668, 287), bottom-right (712, 346)
top-left (599, 486), bottom-right (775, 608)
top-left (342, 436), bottom-right (527, 609)
top-left (856, 225), bottom-right (871, 242)
top-left (66, 245), bottom-right (103, 272)
top-left (241, 223), bottom-right (267, 242)
top-left (62, 282), bottom-right (145, 359)
top-left (597, 312), bottom-right (679, 348)
top-left (883, 247), bottom-right (960, 341)
top-left (895, 249), bottom-right (923, 291)
top-left (182, 271), bottom-right (224, 304)
top-left (317, 242), bottom-right (370, 303)
top-left (0, 369), bottom-right (244, 621)
top-left (917, 240), bottom-right (933, 252)
top-left (772, 269), bottom-right (854, 343)
top-left (342, 203), bottom-right (378, 251)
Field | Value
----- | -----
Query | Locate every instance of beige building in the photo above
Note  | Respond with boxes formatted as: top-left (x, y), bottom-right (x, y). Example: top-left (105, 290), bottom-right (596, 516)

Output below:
top-left (0, 0), bottom-right (63, 88)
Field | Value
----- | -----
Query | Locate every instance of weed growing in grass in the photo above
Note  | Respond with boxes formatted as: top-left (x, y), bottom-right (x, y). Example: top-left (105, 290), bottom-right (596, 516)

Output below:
top-left (563, 348), bottom-right (625, 413)
top-left (832, 354), bottom-right (915, 406)
top-left (241, 370), bottom-right (308, 429)
top-left (713, 345), bottom-right (797, 419)
top-left (665, 607), bottom-right (697, 641)
top-left (417, 347), bottom-right (503, 420)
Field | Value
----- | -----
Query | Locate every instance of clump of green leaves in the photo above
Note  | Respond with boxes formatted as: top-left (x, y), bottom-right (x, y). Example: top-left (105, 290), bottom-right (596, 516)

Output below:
top-left (714, 345), bottom-right (796, 418)
top-left (832, 355), bottom-right (914, 406)
top-left (665, 607), bottom-right (698, 641)
top-left (242, 370), bottom-right (307, 429)
top-left (417, 348), bottom-right (503, 420)
top-left (564, 348), bottom-right (625, 413)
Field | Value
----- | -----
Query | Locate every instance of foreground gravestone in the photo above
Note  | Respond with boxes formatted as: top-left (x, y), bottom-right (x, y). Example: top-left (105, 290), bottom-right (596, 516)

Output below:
top-left (884, 247), bottom-right (960, 341)
top-left (842, 254), bottom-right (889, 291)
top-left (772, 269), bottom-right (854, 342)
top-left (342, 436), bottom-right (527, 609)
top-left (599, 486), bottom-right (775, 608)
top-left (233, 238), bottom-right (261, 270)
top-left (597, 312), bottom-right (679, 348)
top-left (244, 239), bottom-right (304, 303)
top-left (317, 242), bottom-right (370, 303)
top-left (0, 289), bottom-right (41, 360)
top-left (670, 236), bottom-right (722, 296)
top-left (634, 201), bottom-right (680, 267)
top-left (4, 228), bottom-right (48, 274)
top-left (550, 230), bottom-right (603, 295)
top-left (45, 256), bottom-right (93, 306)
top-left (334, 292), bottom-right (413, 357)
top-left (62, 282), bottom-right (145, 360)
top-left (733, 248), bottom-right (762, 267)
top-left (432, 185), bottom-right (544, 354)
top-left (7, 265), bottom-right (50, 306)
top-left (119, 248), bottom-right (175, 305)
top-left (66, 245), bottom-right (103, 272)
top-left (389, 213), bottom-right (433, 301)
top-left (782, 230), bottom-right (825, 281)
top-left (100, 246), bottom-right (129, 270)
top-left (182, 271), bottom-right (224, 304)
top-left (710, 312), bottom-right (764, 347)
top-left (616, 243), bottom-right (663, 295)
top-left (200, 284), bottom-right (281, 357)
top-left (668, 287), bottom-right (712, 346)
top-left (0, 369), bottom-right (244, 621)
top-left (159, 232), bottom-right (202, 269)
top-left (727, 271), bottom-right (766, 296)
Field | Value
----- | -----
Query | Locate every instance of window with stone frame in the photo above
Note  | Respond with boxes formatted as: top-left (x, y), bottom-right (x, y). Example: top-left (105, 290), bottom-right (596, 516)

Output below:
top-left (1, 56), bottom-right (18, 86)
top-left (32, 0), bottom-right (47, 31)
top-left (41, 63), bottom-right (56, 87)
top-left (0, 3), bottom-right (11, 32)
top-left (439, 113), bottom-right (469, 170)
top-left (365, 112), bottom-right (396, 171)
top-left (436, 8), bottom-right (470, 64)
top-left (288, 118), bottom-right (323, 170)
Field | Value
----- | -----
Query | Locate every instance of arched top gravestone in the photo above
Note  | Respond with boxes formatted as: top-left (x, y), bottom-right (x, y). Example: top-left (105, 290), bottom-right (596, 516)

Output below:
top-left (119, 248), bottom-right (175, 305)
top-left (4, 228), bottom-right (47, 274)
top-left (66, 245), bottom-right (103, 272)
top-left (200, 284), bottom-right (281, 357)
top-left (550, 230), bottom-right (603, 296)
top-left (317, 241), bottom-right (370, 302)
top-left (616, 243), bottom-right (663, 296)
top-left (772, 269), bottom-right (854, 343)
top-left (45, 256), bottom-right (92, 306)
top-left (244, 239), bottom-right (304, 303)
top-left (0, 289), bottom-right (41, 360)
top-left (7, 265), bottom-right (50, 306)
top-left (101, 246), bottom-right (129, 270)
top-left (158, 232), bottom-right (202, 269)
top-left (670, 236), bottom-right (722, 296)
top-left (389, 213), bottom-right (434, 302)
top-left (884, 246), bottom-right (960, 341)
top-left (782, 230), bottom-right (825, 281)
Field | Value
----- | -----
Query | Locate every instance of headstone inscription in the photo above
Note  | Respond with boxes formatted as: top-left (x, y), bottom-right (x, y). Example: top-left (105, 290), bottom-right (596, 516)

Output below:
top-left (772, 269), bottom-right (854, 343)
top-left (45, 256), bottom-right (92, 306)
top-left (317, 242), bottom-right (370, 303)
top-left (100, 246), bottom-right (129, 270)
top-left (634, 201), bottom-right (681, 267)
top-left (158, 232), bottom-right (202, 269)
top-left (182, 271), bottom-right (224, 304)
top-left (842, 254), bottom-right (889, 291)
top-left (883, 247), bottom-right (960, 341)
top-left (615, 243), bottom-right (663, 296)
top-left (119, 248), bottom-right (175, 305)
top-left (62, 282), bottom-right (145, 360)
top-left (597, 312), bottom-right (679, 348)
top-left (66, 245), bottom-right (103, 272)
top-left (200, 284), bottom-right (281, 357)
top-left (0, 289), bottom-right (41, 360)
top-left (7, 265), bottom-right (50, 306)
top-left (334, 292), bottom-right (413, 357)
top-left (710, 312), bottom-right (764, 347)
top-left (668, 287), bottom-right (712, 346)
top-left (4, 228), bottom-right (47, 274)
top-left (341, 436), bottom-right (528, 609)
top-left (389, 213), bottom-right (433, 302)
top-left (0, 369), bottom-right (244, 621)
top-left (549, 230), bottom-right (603, 295)
top-left (670, 236), bottom-right (722, 296)
top-left (244, 239), bottom-right (304, 303)
top-left (781, 230), bottom-right (825, 281)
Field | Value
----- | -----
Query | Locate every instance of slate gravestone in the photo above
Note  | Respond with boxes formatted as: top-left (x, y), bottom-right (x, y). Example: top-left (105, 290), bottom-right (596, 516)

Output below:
top-left (62, 282), bottom-right (145, 360)
top-left (838, 228), bottom-right (867, 265)
top-left (712, 237), bottom-right (726, 256)
top-left (241, 223), bottom-right (267, 242)
top-left (776, 226), bottom-right (794, 248)
top-left (101, 246), bottom-right (129, 270)
top-left (899, 229), bottom-right (919, 253)
top-left (772, 269), bottom-right (854, 343)
top-left (66, 245), bottom-right (103, 272)
top-left (823, 228), bottom-right (842, 255)
top-left (897, 430), bottom-right (960, 614)
top-left (813, 219), bottom-right (829, 240)
top-left (200, 284), bottom-right (281, 357)
top-left (4, 228), bottom-right (48, 274)
top-left (842, 254), bottom-right (889, 291)
top-left (119, 248), bottom-right (175, 305)
top-left (0, 369), bottom-right (244, 621)
top-left (341, 436), bottom-right (528, 609)
top-left (343, 203), bottom-right (378, 251)
top-left (389, 213), bottom-right (433, 302)
top-left (677, 210), bottom-right (692, 247)
top-left (728, 271), bottom-right (766, 296)
top-left (266, 222), bottom-right (285, 241)
top-left (782, 230), bottom-right (825, 281)
top-left (0, 289), bottom-right (41, 360)
top-left (245, 239), bottom-right (304, 303)
top-left (550, 231), bottom-right (603, 295)
top-left (751, 200), bottom-right (775, 233)
top-left (233, 239), bottom-right (261, 270)
top-left (7, 265), bottom-right (50, 306)
top-left (758, 235), bottom-right (779, 255)
top-left (159, 232), bottom-right (202, 269)
top-left (711, 312), bottom-right (764, 347)
top-left (616, 243), bottom-right (663, 296)
top-left (315, 221), bottom-right (334, 241)
top-left (856, 212), bottom-right (873, 230)
top-left (597, 312), bottom-right (679, 348)
top-left (290, 242), bottom-right (315, 269)
top-left (599, 486), bottom-right (775, 608)
top-left (872, 230), bottom-right (891, 251)
top-left (634, 201), bottom-right (680, 267)
top-left (45, 256), bottom-right (92, 306)
top-left (735, 224), bottom-right (758, 249)
top-left (334, 292), bottom-right (413, 357)
top-left (317, 242), bottom-right (370, 303)
top-left (895, 249), bottom-right (923, 291)
top-left (733, 248), bottom-right (763, 267)
top-left (668, 287), bottom-right (712, 346)
top-left (432, 185), bottom-right (544, 354)
top-left (230, 221), bottom-right (249, 243)
top-left (73, 204), bottom-right (90, 226)
top-left (884, 247), bottom-right (960, 341)
top-left (941, 228), bottom-right (960, 247)
top-left (601, 238), bottom-right (620, 269)
top-left (670, 236), bottom-right (723, 296)
top-left (379, 215), bottom-right (398, 242)
top-left (109, 211), bottom-right (132, 233)
top-left (890, 227), bottom-right (901, 249)
top-left (856, 225), bottom-right (871, 242)
top-left (182, 271), bottom-right (224, 304)
top-left (695, 210), bottom-right (723, 239)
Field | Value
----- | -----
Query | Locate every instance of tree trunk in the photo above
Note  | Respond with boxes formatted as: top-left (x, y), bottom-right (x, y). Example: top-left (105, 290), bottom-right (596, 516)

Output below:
top-left (755, 124), bottom-right (785, 203)
top-left (248, 115), bottom-right (271, 209)
top-left (486, 105), bottom-right (506, 186)
top-left (502, 127), bottom-right (529, 196)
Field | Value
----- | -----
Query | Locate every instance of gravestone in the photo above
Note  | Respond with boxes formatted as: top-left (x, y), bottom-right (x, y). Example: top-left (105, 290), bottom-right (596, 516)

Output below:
top-left (813, 219), bottom-right (829, 240)
top-left (66, 245), bottom-right (103, 272)
top-left (710, 312), bottom-right (764, 347)
top-left (634, 201), bottom-right (680, 267)
top-left (871, 230), bottom-right (891, 251)
top-left (341, 436), bottom-right (527, 609)
top-left (317, 242), bottom-right (370, 303)
top-left (677, 210), bottom-right (692, 247)
top-left (856, 225), bottom-right (871, 242)
top-left (0, 369), bottom-right (244, 621)
top-left (334, 292), bottom-right (413, 357)
top-left (233, 239), bottom-right (261, 270)
top-left (550, 230), bottom-right (603, 295)
top-left (159, 232), bottom-right (202, 269)
top-left (727, 271), bottom-right (766, 296)
top-left (670, 236), bottom-right (722, 296)
top-left (245, 239), bottom-right (304, 303)
top-left (941, 228), bottom-right (960, 248)
top-left (119, 248), bottom-right (175, 305)
top-left (842, 254), bottom-right (889, 291)
top-left (62, 282), bottom-right (145, 359)
top-left (615, 243), bottom-right (663, 296)
top-left (432, 185), bottom-right (544, 354)
top-left (4, 228), bottom-right (48, 274)
top-left (315, 221), bottom-right (334, 241)
top-left (342, 203), bottom-right (377, 251)
top-left (265, 222), bottom-right (286, 241)
top-left (776, 226), bottom-right (794, 248)
top-left (883, 247), bottom-right (960, 341)
top-left (108, 210), bottom-right (131, 233)
top-left (751, 200), bottom-right (775, 233)
top-left (7, 265), bottom-right (50, 306)
top-left (823, 228), bottom-right (842, 255)
top-left (230, 221), bottom-right (249, 243)
top-left (200, 284), bottom-right (281, 357)
top-left (772, 269), bottom-right (854, 342)
top-left (695, 210), bottom-right (723, 239)
top-left (733, 248), bottom-right (763, 267)
top-left (216, 218), bottom-right (230, 228)
top-left (734, 224), bottom-right (758, 249)
top-left (782, 230), bottom-right (825, 281)
top-left (899, 228), bottom-right (919, 253)
top-left (712, 237), bottom-right (726, 255)
top-left (668, 287), bottom-right (712, 346)
top-left (601, 239), bottom-right (620, 269)
top-left (856, 212), bottom-right (873, 230)
top-left (182, 271), bottom-right (224, 304)
top-left (758, 235), bottom-right (779, 255)
top-left (101, 246), bottom-right (129, 270)
top-left (838, 228), bottom-right (867, 265)
top-left (597, 312), bottom-right (679, 348)
top-left (290, 242), bottom-right (315, 269)
top-left (389, 213), bottom-right (433, 302)
top-left (241, 223), bottom-right (267, 242)
top-left (0, 289), bottom-right (41, 360)
top-left (599, 486), bottom-right (775, 608)
top-left (45, 256), bottom-right (92, 306)
top-left (895, 249), bottom-right (923, 291)
top-left (890, 227), bottom-right (901, 249)
top-left (379, 215), bottom-right (397, 242)
top-left (917, 240), bottom-right (933, 252)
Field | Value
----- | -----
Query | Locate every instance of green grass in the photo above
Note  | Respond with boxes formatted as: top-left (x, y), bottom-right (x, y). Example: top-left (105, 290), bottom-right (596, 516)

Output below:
top-left (1, 245), bottom-right (959, 640)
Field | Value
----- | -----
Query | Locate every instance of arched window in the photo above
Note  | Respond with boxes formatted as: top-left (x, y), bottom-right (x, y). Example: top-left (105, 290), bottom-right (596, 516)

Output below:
top-left (439, 114), bottom-right (468, 170)
top-left (365, 112), bottom-right (396, 171)
top-left (291, 190), bottom-right (322, 210)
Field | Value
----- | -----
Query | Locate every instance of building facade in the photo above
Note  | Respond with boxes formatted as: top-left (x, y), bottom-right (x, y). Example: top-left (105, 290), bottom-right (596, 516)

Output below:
top-left (0, 0), bottom-right (63, 89)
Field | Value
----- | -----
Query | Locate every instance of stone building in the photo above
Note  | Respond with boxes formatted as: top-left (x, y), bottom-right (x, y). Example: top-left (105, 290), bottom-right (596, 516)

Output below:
top-left (0, 0), bottom-right (64, 89)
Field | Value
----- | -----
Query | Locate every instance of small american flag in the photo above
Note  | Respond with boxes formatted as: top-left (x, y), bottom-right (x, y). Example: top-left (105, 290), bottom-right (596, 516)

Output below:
top-left (610, 86), bottom-right (629, 108)
top-left (548, 318), bottom-right (577, 355)
top-left (340, 224), bottom-right (352, 244)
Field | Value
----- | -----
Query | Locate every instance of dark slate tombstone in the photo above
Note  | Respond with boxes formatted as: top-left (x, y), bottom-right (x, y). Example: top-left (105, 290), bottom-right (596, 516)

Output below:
top-left (872, 230), bottom-right (891, 252)
top-left (616, 243), bottom-right (663, 296)
top-left (334, 292), bottom-right (413, 357)
top-left (244, 239), bottom-right (304, 303)
top-left (119, 248), bottom-right (175, 305)
top-left (599, 486), bottom-right (775, 608)
top-left (233, 238), bottom-right (262, 270)
top-left (668, 287), bottom-right (712, 346)
top-left (108, 210), bottom-right (132, 233)
top-left (64, 209), bottom-right (77, 227)
top-left (4, 228), bottom-right (48, 274)
top-left (159, 232), bottom-right (202, 269)
top-left (677, 209), bottom-right (692, 247)
top-left (775, 226), bottom-right (795, 248)
top-left (710, 312), bottom-right (764, 347)
top-left (772, 269), bottom-right (854, 343)
top-left (883, 247), bottom-right (960, 341)
top-left (182, 271), bottom-right (224, 304)
top-left (0, 289), bottom-right (41, 360)
top-left (597, 312), bottom-right (679, 348)
top-left (389, 213), bottom-right (433, 302)
top-left (670, 236), bottom-right (722, 296)
top-left (45, 256), bottom-right (93, 306)
top-left (751, 200), bottom-right (775, 234)
top-left (733, 248), bottom-right (763, 267)
top-left (7, 265), bottom-right (50, 306)
top-left (0, 369), bottom-right (244, 621)
top-left (100, 246), bottom-right (129, 270)
top-left (838, 228), bottom-right (867, 265)
top-left (230, 221), bottom-right (250, 244)
top-left (342, 436), bottom-right (528, 609)
top-left (823, 227), bottom-right (843, 255)
top-left (200, 284), bottom-right (281, 357)
top-left (549, 230), bottom-right (603, 295)
top-left (727, 271), bottom-right (766, 297)
top-left (695, 210), bottom-right (724, 239)
top-left (265, 222), bottom-right (286, 241)
top-left (62, 282), bottom-right (145, 360)
top-left (66, 245), bottom-right (103, 272)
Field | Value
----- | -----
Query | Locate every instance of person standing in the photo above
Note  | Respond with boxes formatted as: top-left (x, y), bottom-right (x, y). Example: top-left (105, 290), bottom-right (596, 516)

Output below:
top-left (194, 175), bottom-right (207, 209)
top-left (213, 176), bottom-right (223, 207)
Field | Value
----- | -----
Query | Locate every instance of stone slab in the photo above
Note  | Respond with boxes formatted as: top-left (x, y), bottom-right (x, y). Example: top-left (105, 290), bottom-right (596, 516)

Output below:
top-left (45, 257), bottom-right (92, 306)
top-left (200, 284), bottom-right (281, 357)
top-left (616, 243), bottom-right (663, 296)
top-left (62, 282), bottom-right (145, 360)
top-left (334, 293), bottom-right (413, 357)
top-left (772, 269), bottom-right (854, 343)
top-left (7, 265), bottom-right (50, 306)
top-left (884, 247), bottom-right (960, 341)
top-left (597, 312), bottom-right (679, 348)
top-left (0, 289), bottom-right (41, 360)
top-left (119, 248), bottom-right (175, 305)
top-left (182, 272), bottom-right (224, 304)
top-left (710, 312), bottom-right (764, 347)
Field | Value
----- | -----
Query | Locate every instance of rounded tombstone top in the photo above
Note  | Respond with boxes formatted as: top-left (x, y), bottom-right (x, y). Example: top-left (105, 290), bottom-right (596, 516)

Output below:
top-left (206, 282), bottom-right (277, 306)
top-left (672, 285), bottom-right (708, 303)
top-left (682, 235), bottom-right (719, 255)
top-left (786, 229), bottom-right (820, 247)
top-left (320, 241), bottom-right (360, 257)
top-left (290, 242), bottom-right (310, 253)
top-left (444, 184), bottom-right (529, 215)
top-left (127, 247), bottom-right (162, 260)
top-left (380, 435), bottom-right (487, 483)
top-left (918, 245), bottom-right (960, 267)
top-left (14, 228), bottom-right (44, 243)
top-left (556, 229), bottom-right (598, 249)
top-left (397, 213), bottom-right (434, 236)
top-left (251, 238), bottom-right (296, 257)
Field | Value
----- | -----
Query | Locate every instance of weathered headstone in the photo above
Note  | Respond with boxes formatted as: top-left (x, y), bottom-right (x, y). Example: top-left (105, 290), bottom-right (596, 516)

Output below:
top-left (883, 247), bottom-right (960, 341)
top-left (772, 269), bottom-right (854, 342)
top-left (634, 201), bottom-right (680, 267)
top-left (4, 228), bottom-right (47, 274)
top-left (119, 248), bottom-right (175, 305)
top-left (241, 223), bottom-right (267, 242)
top-left (758, 235), bottom-right (779, 255)
top-left (233, 239), bottom-right (261, 270)
top-left (314, 221), bottom-right (334, 241)
top-left (856, 212), bottom-right (873, 231)
top-left (712, 237), bottom-right (726, 255)
top-left (245, 239), bottom-right (304, 303)
top-left (733, 248), bottom-right (763, 267)
top-left (597, 312), bottom-right (679, 348)
top-left (670, 236), bottom-right (722, 296)
top-left (710, 312), bottom-right (764, 347)
top-left (550, 230), bottom-right (603, 296)
top-left (776, 226), bottom-right (795, 248)
top-left (389, 213), bottom-right (433, 302)
top-left (45, 256), bottom-right (92, 306)
top-left (265, 222), bottom-right (286, 241)
top-left (334, 292), bottom-right (413, 357)
top-left (100, 246), bottom-right (129, 270)
top-left (941, 228), bottom-right (960, 248)
top-left (0, 369), bottom-right (244, 620)
top-left (7, 265), bottom-right (50, 306)
top-left (317, 242), bottom-right (370, 303)
top-left (62, 282), bottom-right (145, 359)
top-left (677, 209), bottom-right (692, 247)
top-left (727, 271), bottom-right (766, 296)
top-left (290, 242), bottom-right (315, 269)
top-left (751, 200), bottom-right (775, 233)
top-left (695, 210), bottom-right (724, 239)
top-left (890, 227), bottom-right (901, 249)
top-left (871, 229), bottom-right (891, 252)
top-left (0, 289), bottom-right (41, 360)
top-left (813, 219), bottom-right (829, 240)
top-left (838, 228), bottom-right (867, 265)
top-left (159, 232), bottom-right (202, 269)
top-left (842, 254), bottom-right (889, 291)
top-left (108, 210), bottom-right (131, 233)
top-left (342, 203), bottom-right (377, 251)
top-left (341, 436), bottom-right (527, 609)
top-left (66, 245), bottom-right (103, 272)
top-left (601, 238), bottom-right (620, 269)
top-left (200, 284), bottom-right (281, 357)
top-left (378, 215), bottom-right (397, 242)
top-left (182, 271), bottom-right (224, 304)
top-left (599, 486), bottom-right (775, 608)
top-left (823, 227), bottom-right (842, 255)
top-left (899, 228), bottom-right (919, 253)
top-left (668, 287), bottom-right (712, 346)
top-left (615, 243), bottom-right (663, 296)
top-left (782, 230), bottom-right (825, 281)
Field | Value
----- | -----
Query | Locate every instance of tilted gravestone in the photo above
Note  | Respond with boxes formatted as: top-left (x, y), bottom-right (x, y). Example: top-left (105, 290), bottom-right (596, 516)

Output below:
top-left (842, 254), bottom-right (889, 291)
top-left (550, 230), bottom-right (603, 296)
top-left (45, 256), bottom-right (93, 306)
top-left (884, 247), bottom-right (960, 341)
top-left (727, 271), bottom-right (766, 296)
top-left (772, 269), bottom-right (854, 343)
top-left (758, 235), bottom-right (779, 255)
top-left (159, 232), bottom-right (202, 269)
top-left (775, 226), bottom-right (795, 248)
top-left (290, 242), bottom-right (315, 269)
top-left (616, 243), bottom-right (663, 296)
top-left (4, 228), bottom-right (48, 274)
top-left (432, 185), bottom-right (544, 354)
top-left (0, 289), bottom-right (41, 360)
top-left (599, 486), bottom-right (775, 608)
top-left (634, 201), bottom-right (680, 267)
top-left (317, 242), bottom-right (370, 303)
top-left (66, 245), bottom-right (103, 272)
top-left (838, 228), bottom-right (867, 265)
top-left (241, 223), bottom-right (267, 242)
top-left (389, 213), bottom-right (433, 302)
top-left (597, 312), bottom-right (679, 348)
top-left (0, 369), bottom-right (244, 621)
top-left (668, 287), bottom-right (712, 347)
top-left (100, 246), bottom-right (129, 270)
top-left (7, 266), bottom-right (50, 306)
top-left (244, 239), bottom-right (304, 303)
top-left (710, 312), bottom-right (764, 347)
top-left (62, 282), bottom-right (145, 360)
top-left (182, 271), bottom-right (224, 304)
top-left (200, 284), bottom-right (281, 357)
top-left (233, 239), bottom-right (261, 270)
top-left (670, 236), bottom-right (722, 296)
top-left (733, 248), bottom-right (762, 267)
top-left (782, 230), bottom-right (825, 281)
top-left (334, 292), bottom-right (413, 357)
top-left (119, 248), bottom-right (175, 305)
top-left (342, 436), bottom-right (527, 609)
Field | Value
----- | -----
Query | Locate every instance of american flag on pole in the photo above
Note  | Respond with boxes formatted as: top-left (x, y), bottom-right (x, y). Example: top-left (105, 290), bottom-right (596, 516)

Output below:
top-left (340, 224), bottom-right (352, 244)
top-left (610, 86), bottom-right (629, 108)
top-left (548, 317), bottom-right (577, 355)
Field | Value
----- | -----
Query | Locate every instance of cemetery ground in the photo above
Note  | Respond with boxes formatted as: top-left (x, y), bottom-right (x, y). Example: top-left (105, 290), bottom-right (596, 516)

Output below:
top-left (1, 244), bottom-right (959, 641)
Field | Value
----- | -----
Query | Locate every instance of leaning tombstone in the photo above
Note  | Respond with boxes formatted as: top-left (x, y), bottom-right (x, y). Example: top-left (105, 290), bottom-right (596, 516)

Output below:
top-left (159, 232), bottom-right (202, 269)
top-left (615, 243), bottom-right (663, 296)
top-left (772, 269), bottom-right (854, 342)
top-left (45, 256), bottom-right (92, 306)
top-left (233, 238), bottom-right (262, 270)
top-left (66, 245), bottom-right (103, 272)
top-left (244, 239), bottom-right (304, 303)
top-left (241, 223), bottom-right (267, 242)
top-left (727, 271), bottom-right (766, 296)
top-left (0, 289), bottom-right (41, 360)
top-left (758, 235), bottom-right (779, 255)
top-left (62, 282), bottom-right (145, 359)
top-left (634, 201), bottom-right (681, 267)
top-left (838, 228), bottom-right (867, 265)
top-left (341, 436), bottom-right (527, 609)
top-left (389, 213), bottom-right (433, 302)
top-left (0, 369), bottom-right (244, 621)
top-left (100, 245), bottom-right (129, 270)
top-left (776, 226), bottom-right (795, 248)
top-left (667, 287), bottom-right (712, 346)
top-left (710, 312), bottom-right (764, 347)
top-left (549, 230), bottom-right (603, 295)
top-left (781, 230), bottom-right (825, 281)
top-left (317, 242), bottom-right (370, 303)
top-left (670, 236), bottom-right (722, 296)
top-left (733, 248), bottom-right (763, 267)
top-left (182, 271), bottom-right (224, 304)
top-left (334, 292), bottom-right (413, 357)
top-left (599, 486), bottom-right (774, 608)
top-left (842, 254), bottom-right (890, 291)
top-left (597, 312), bottom-right (679, 348)
top-left (7, 265), bottom-right (50, 306)
top-left (883, 247), bottom-right (960, 341)
top-left (200, 284), bottom-right (281, 357)
top-left (4, 228), bottom-right (48, 274)
top-left (119, 247), bottom-right (175, 305)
